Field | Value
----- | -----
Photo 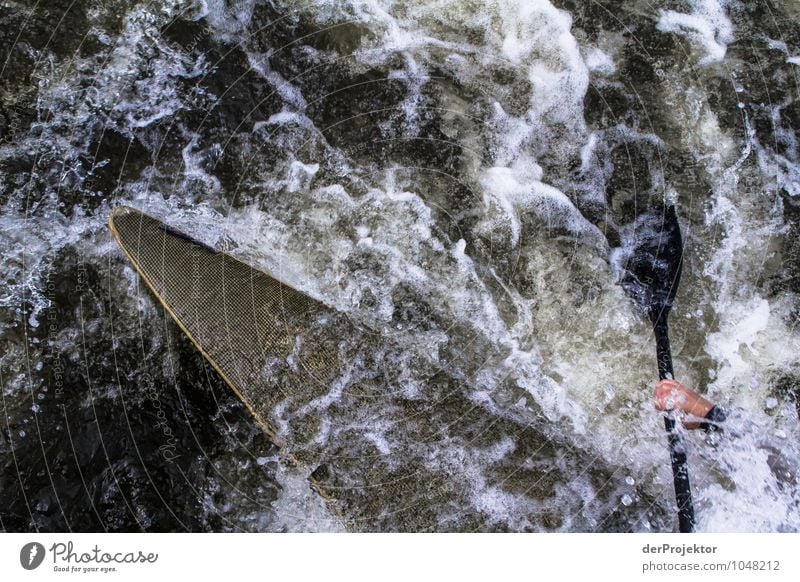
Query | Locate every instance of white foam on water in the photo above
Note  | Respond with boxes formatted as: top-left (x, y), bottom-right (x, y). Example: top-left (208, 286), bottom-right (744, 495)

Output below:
top-left (427, 435), bottom-right (545, 531)
top-left (94, 6), bottom-right (209, 132)
top-left (735, 50), bottom-right (800, 200)
top-left (4, 0), bottom-right (798, 532)
top-left (657, 0), bottom-right (735, 66)
top-left (181, 134), bottom-right (223, 196)
top-left (477, 162), bottom-right (607, 249)
top-left (584, 47), bottom-right (616, 76)
top-left (264, 455), bottom-right (347, 532)
top-left (247, 51), bottom-right (309, 112)
top-left (704, 297), bottom-right (800, 403)
top-left (0, 205), bottom-right (106, 329)
top-left (311, 0), bottom-right (594, 166)
top-left (195, 0), bottom-right (258, 44)
top-left (691, 404), bottom-right (800, 532)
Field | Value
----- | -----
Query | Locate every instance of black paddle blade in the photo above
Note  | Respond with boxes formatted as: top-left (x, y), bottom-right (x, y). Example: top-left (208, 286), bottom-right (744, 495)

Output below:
top-left (620, 205), bottom-right (684, 326)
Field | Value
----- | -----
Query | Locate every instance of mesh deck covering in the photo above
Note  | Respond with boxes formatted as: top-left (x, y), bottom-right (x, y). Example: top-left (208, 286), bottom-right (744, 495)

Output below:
top-left (109, 206), bottom-right (342, 435)
top-left (109, 206), bottom-right (644, 532)
top-left (109, 205), bottom-right (454, 529)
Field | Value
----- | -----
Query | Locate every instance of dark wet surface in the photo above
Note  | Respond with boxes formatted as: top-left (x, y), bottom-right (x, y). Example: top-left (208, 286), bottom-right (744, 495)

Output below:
top-left (1, 0), bottom-right (799, 531)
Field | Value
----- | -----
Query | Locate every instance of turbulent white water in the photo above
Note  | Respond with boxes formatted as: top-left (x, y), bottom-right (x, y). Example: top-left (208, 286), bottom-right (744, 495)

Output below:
top-left (1, 0), bottom-right (799, 532)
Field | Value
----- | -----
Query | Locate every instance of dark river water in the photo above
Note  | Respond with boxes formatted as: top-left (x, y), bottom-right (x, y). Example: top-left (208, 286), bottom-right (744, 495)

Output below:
top-left (1, 0), bottom-right (799, 532)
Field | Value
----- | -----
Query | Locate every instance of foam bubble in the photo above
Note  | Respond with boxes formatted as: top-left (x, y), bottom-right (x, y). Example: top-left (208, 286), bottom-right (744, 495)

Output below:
top-left (584, 48), bottom-right (616, 76)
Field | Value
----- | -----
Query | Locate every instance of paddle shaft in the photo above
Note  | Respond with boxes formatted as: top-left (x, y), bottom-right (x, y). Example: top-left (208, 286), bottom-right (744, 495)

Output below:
top-left (653, 315), bottom-right (695, 533)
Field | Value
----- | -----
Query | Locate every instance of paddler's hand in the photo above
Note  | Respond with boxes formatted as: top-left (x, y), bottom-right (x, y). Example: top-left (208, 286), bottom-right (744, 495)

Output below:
top-left (655, 379), bottom-right (716, 428)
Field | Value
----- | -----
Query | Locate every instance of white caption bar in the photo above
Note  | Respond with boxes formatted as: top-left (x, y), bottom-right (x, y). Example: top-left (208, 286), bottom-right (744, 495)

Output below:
top-left (1, 533), bottom-right (798, 581)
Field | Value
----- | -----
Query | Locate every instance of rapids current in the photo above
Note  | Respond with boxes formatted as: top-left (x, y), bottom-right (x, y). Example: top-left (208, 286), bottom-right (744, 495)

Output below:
top-left (1, 0), bottom-right (799, 532)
